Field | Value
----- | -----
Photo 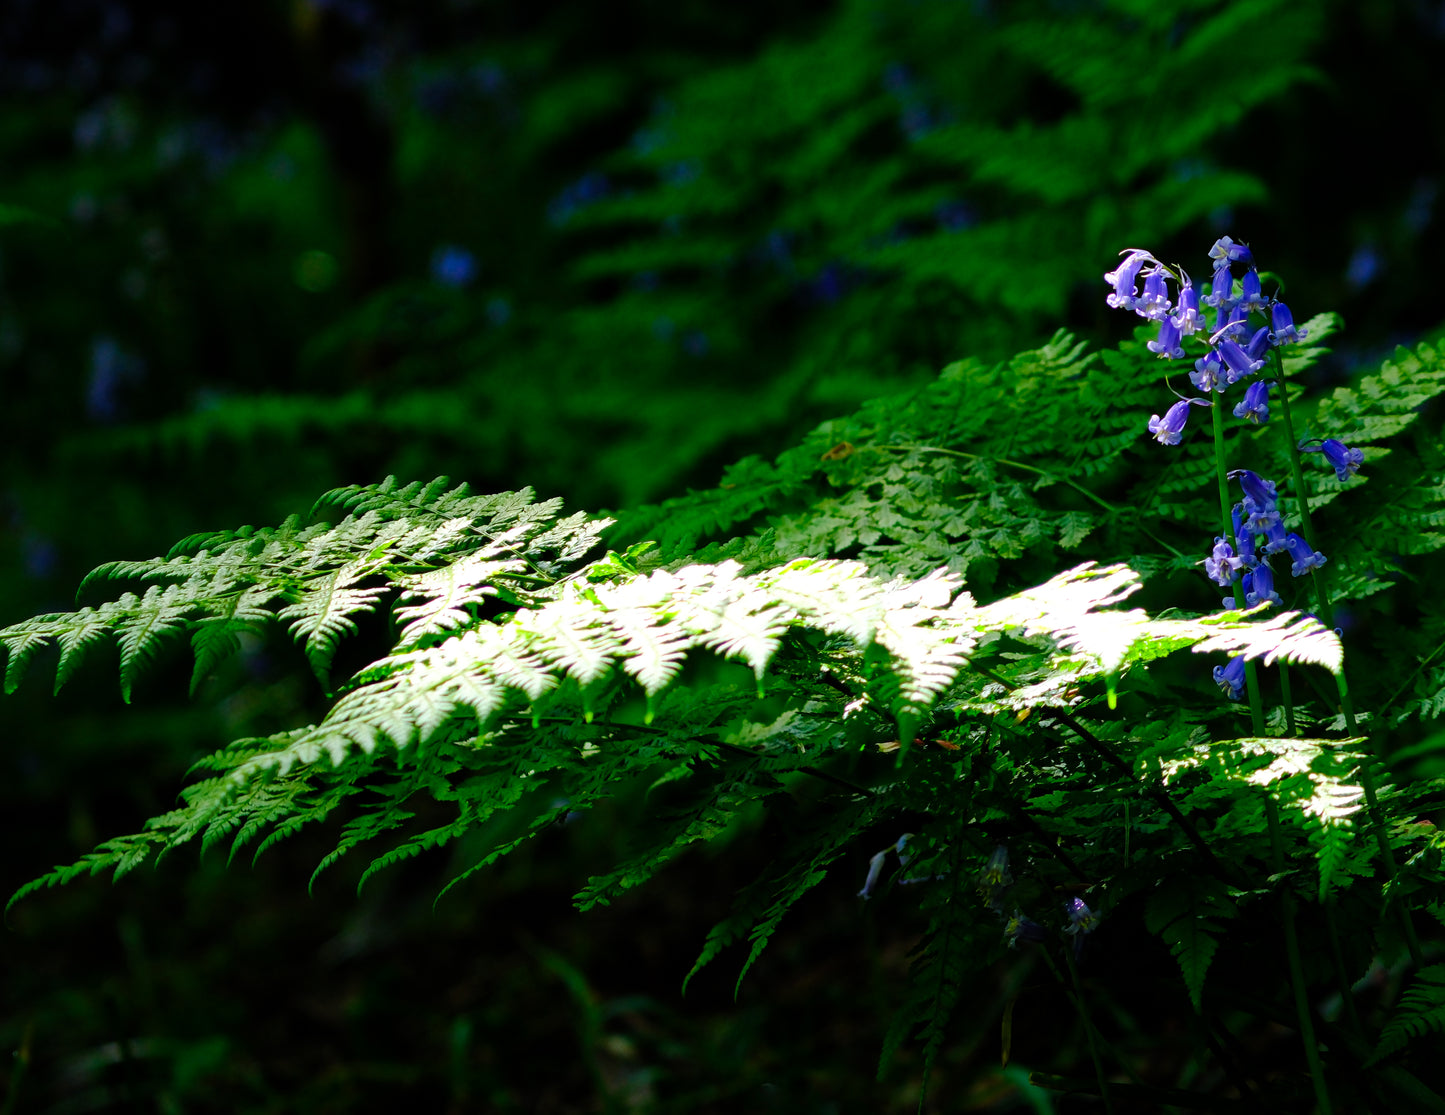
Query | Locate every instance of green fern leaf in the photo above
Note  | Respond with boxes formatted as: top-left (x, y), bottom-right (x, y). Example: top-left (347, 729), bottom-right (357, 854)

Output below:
top-left (1372, 964), bottom-right (1445, 1064)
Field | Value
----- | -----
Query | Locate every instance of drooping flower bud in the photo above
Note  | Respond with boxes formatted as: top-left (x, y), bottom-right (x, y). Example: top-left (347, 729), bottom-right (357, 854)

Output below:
top-left (1238, 268), bottom-right (1269, 314)
top-left (1173, 280), bottom-right (1204, 335)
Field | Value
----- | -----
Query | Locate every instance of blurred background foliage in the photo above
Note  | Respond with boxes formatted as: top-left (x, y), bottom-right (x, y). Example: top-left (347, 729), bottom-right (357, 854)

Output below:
top-left (4, 0), bottom-right (1445, 1110)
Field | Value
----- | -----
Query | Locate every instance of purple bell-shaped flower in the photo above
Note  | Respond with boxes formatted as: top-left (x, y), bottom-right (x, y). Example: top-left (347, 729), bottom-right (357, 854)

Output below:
top-left (1147, 315), bottom-right (1185, 359)
top-left (1147, 398), bottom-right (1209, 446)
top-left (1136, 268), bottom-right (1173, 321)
top-left (1173, 280), bottom-right (1204, 335)
top-left (1213, 655), bottom-right (1247, 700)
top-left (1284, 532), bottom-right (1327, 576)
top-left (1238, 268), bottom-right (1269, 314)
top-left (1302, 437), bottom-right (1365, 482)
top-left (1191, 349), bottom-right (1227, 393)
top-left (1104, 249), bottom-right (1154, 310)
top-left (1233, 379), bottom-right (1271, 425)
top-left (1245, 561), bottom-right (1281, 608)
top-left (1269, 301), bottom-right (1308, 346)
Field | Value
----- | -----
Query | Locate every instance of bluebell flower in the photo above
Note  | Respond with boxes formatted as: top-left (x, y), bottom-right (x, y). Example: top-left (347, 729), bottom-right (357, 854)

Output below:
top-left (1203, 271), bottom-right (1235, 310)
top-left (1302, 437), bottom-right (1365, 482)
top-left (1191, 349), bottom-right (1227, 393)
top-left (1269, 301), bottom-right (1307, 347)
top-left (1064, 897), bottom-right (1101, 957)
top-left (1213, 655), bottom-right (1247, 700)
top-left (1135, 268), bottom-right (1173, 321)
top-left (1173, 279), bottom-right (1204, 335)
top-left (1218, 337), bottom-right (1264, 382)
top-left (1233, 379), bottom-right (1271, 425)
top-left (430, 244), bottom-right (477, 287)
top-left (1232, 504), bottom-right (1258, 566)
top-left (1004, 910), bottom-right (1047, 949)
top-left (1238, 268), bottom-right (1269, 314)
top-left (1147, 398), bottom-right (1208, 445)
top-left (1245, 561), bottom-right (1281, 608)
top-left (978, 844), bottom-right (1013, 907)
top-left (1284, 532), bottom-right (1327, 576)
top-left (1263, 517), bottom-right (1289, 555)
top-left (1205, 537), bottom-right (1244, 587)
top-left (1231, 470), bottom-right (1278, 512)
top-left (1209, 236), bottom-right (1253, 269)
top-left (1212, 301), bottom-right (1250, 342)
top-left (1147, 315), bottom-right (1184, 359)
top-left (1244, 325), bottom-right (1273, 364)
top-left (1104, 249), bottom-right (1155, 310)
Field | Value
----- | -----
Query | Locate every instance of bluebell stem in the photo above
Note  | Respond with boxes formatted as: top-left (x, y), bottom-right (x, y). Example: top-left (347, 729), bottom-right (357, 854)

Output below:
top-left (1173, 279), bottom-right (1204, 335)
top-left (1004, 910), bottom-right (1047, 949)
top-left (1269, 301), bottom-right (1307, 346)
top-left (1301, 437), bottom-right (1364, 482)
top-left (1218, 337), bottom-right (1265, 383)
top-left (1213, 655), bottom-right (1247, 700)
top-left (1246, 560), bottom-right (1281, 608)
top-left (1238, 268), bottom-right (1269, 314)
top-left (1148, 315), bottom-right (1185, 359)
top-left (1233, 379), bottom-right (1271, 425)
top-left (1136, 268), bottom-right (1173, 321)
top-left (1147, 398), bottom-right (1209, 445)
top-left (1284, 532), bottom-right (1327, 576)
top-left (1103, 249), bottom-right (1155, 310)
top-left (1064, 897), bottom-right (1101, 958)
top-left (1209, 235), bottom-right (1253, 269)
top-left (1205, 538), bottom-right (1245, 587)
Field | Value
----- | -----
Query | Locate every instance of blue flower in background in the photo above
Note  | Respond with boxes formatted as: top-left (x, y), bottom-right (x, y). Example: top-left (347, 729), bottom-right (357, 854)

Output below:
top-left (1064, 898), bottom-right (1100, 957)
top-left (430, 244), bottom-right (477, 287)
top-left (1004, 911), bottom-right (1047, 949)
top-left (1213, 655), bottom-right (1247, 700)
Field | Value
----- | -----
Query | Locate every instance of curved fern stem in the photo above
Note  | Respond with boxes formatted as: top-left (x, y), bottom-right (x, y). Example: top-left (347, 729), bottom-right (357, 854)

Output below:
top-left (1270, 349), bottom-right (1424, 967)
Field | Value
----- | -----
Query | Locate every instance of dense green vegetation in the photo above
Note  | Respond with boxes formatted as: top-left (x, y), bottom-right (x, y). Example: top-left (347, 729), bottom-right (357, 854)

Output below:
top-left (4, 1), bottom-right (1445, 1110)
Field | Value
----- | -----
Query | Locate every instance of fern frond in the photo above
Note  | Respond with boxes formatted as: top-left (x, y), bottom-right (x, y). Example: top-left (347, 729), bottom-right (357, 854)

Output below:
top-left (1372, 964), bottom-right (1445, 1064)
